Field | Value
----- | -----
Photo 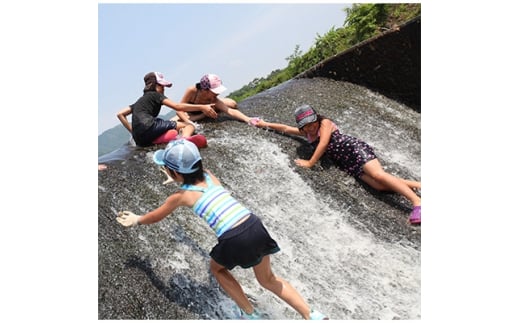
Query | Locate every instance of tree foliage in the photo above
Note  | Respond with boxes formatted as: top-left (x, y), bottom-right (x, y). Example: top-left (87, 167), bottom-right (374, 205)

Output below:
top-left (229, 3), bottom-right (420, 102)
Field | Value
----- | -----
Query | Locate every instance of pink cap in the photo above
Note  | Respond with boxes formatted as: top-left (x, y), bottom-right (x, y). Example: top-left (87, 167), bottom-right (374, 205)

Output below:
top-left (200, 74), bottom-right (227, 94)
top-left (154, 72), bottom-right (172, 87)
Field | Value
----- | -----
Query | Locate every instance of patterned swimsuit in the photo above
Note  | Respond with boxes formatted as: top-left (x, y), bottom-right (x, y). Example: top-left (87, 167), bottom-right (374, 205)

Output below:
top-left (309, 121), bottom-right (377, 178)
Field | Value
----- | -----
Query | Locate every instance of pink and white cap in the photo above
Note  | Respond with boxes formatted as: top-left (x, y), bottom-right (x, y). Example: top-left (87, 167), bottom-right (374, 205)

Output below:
top-left (154, 72), bottom-right (172, 87)
top-left (200, 74), bottom-right (227, 94)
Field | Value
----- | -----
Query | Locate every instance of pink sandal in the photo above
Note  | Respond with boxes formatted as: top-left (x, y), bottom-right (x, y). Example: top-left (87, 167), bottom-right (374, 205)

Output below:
top-left (409, 206), bottom-right (421, 224)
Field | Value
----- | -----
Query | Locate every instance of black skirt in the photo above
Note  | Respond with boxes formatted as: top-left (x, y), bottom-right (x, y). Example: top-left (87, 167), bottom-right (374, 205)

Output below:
top-left (210, 214), bottom-right (280, 270)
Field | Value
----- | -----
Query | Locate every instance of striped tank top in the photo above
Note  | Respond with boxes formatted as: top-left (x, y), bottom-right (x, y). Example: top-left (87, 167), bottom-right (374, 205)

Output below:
top-left (180, 173), bottom-right (251, 237)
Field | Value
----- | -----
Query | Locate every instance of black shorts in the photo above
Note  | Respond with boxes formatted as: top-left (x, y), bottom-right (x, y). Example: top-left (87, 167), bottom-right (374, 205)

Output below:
top-left (210, 214), bottom-right (280, 270)
top-left (135, 118), bottom-right (177, 146)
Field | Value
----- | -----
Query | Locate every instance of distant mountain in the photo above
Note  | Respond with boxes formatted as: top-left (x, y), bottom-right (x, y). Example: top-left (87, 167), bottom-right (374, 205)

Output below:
top-left (98, 125), bottom-right (131, 157)
top-left (98, 111), bottom-right (176, 157)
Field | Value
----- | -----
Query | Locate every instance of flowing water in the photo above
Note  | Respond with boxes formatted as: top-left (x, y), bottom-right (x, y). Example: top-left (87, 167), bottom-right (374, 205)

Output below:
top-left (98, 77), bottom-right (421, 319)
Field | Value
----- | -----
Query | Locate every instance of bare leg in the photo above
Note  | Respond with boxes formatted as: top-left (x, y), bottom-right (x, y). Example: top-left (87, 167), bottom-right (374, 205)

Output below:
top-left (176, 122), bottom-right (195, 137)
top-left (253, 256), bottom-right (311, 319)
top-left (210, 259), bottom-right (255, 314)
top-left (221, 97), bottom-right (238, 109)
top-left (360, 159), bottom-right (421, 207)
top-left (363, 176), bottom-right (421, 192)
top-left (187, 112), bottom-right (207, 122)
top-left (403, 179), bottom-right (421, 190)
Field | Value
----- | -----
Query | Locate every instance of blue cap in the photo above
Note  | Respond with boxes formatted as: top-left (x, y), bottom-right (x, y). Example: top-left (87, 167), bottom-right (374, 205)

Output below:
top-left (153, 139), bottom-right (201, 174)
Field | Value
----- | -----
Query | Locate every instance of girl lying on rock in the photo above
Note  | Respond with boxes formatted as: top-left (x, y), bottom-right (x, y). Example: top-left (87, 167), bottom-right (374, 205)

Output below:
top-left (251, 104), bottom-right (421, 224)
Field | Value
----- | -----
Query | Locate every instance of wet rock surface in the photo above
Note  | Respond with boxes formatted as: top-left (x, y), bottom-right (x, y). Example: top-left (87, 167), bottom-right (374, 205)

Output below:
top-left (99, 77), bottom-right (421, 320)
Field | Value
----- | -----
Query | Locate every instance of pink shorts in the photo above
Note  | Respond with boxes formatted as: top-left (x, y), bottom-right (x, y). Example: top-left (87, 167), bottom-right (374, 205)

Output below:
top-left (152, 129), bottom-right (178, 144)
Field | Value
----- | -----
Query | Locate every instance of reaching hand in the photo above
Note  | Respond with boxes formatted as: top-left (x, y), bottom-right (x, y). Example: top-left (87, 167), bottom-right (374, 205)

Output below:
top-left (117, 211), bottom-right (141, 227)
top-left (160, 166), bottom-right (175, 185)
top-left (202, 104), bottom-right (218, 119)
top-left (294, 159), bottom-right (313, 168)
top-left (247, 117), bottom-right (261, 127)
top-left (255, 119), bottom-right (268, 128)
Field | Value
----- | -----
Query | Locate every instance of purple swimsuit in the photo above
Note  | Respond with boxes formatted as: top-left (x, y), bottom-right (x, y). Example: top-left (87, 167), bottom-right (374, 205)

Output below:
top-left (308, 122), bottom-right (377, 178)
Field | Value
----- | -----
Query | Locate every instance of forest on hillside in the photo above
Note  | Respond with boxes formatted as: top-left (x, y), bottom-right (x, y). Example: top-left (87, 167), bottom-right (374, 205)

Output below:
top-left (229, 3), bottom-right (421, 102)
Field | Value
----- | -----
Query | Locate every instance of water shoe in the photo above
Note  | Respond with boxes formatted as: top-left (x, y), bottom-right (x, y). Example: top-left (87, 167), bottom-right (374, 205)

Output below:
top-left (239, 309), bottom-right (262, 320)
top-left (409, 206), bottom-right (421, 224)
top-left (310, 309), bottom-right (329, 320)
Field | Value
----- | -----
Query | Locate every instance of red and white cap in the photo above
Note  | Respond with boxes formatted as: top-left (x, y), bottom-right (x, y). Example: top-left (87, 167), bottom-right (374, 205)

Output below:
top-left (153, 72), bottom-right (172, 87)
top-left (144, 72), bottom-right (173, 88)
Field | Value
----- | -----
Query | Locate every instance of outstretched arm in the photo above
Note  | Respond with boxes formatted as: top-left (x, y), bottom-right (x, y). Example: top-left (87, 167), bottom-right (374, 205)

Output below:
top-left (117, 106), bottom-right (133, 133)
top-left (214, 99), bottom-right (253, 123)
top-left (117, 192), bottom-right (183, 227)
top-left (175, 111), bottom-right (192, 123)
top-left (255, 119), bottom-right (302, 136)
top-left (178, 88), bottom-right (208, 122)
top-left (174, 88), bottom-right (201, 124)
top-left (163, 98), bottom-right (218, 119)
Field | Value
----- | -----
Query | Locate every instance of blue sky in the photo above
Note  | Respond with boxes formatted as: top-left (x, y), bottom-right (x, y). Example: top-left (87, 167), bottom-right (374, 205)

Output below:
top-left (98, 2), bottom-right (350, 134)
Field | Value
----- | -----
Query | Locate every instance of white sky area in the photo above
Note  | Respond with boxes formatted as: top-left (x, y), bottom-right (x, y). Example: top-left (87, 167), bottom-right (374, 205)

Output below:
top-left (1, 1), bottom-right (519, 322)
top-left (98, 2), bottom-right (350, 134)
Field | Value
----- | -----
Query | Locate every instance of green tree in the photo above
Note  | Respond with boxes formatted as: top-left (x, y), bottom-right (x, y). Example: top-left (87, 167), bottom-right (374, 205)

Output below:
top-left (228, 3), bottom-right (420, 102)
top-left (344, 3), bottom-right (387, 43)
top-left (285, 45), bottom-right (303, 75)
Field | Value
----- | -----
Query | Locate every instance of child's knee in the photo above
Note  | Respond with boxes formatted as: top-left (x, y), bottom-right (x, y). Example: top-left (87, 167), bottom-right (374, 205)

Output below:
top-left (223, 98), bottom-right (237, 109)
top-left (178, 122), bottom-right (195, 132)
top-left (368, 169), bottom-right (387, 182)
top-left (209, 259), bottom-right (224, 275)
top-left (256, 273), bottom-right (276, 289)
